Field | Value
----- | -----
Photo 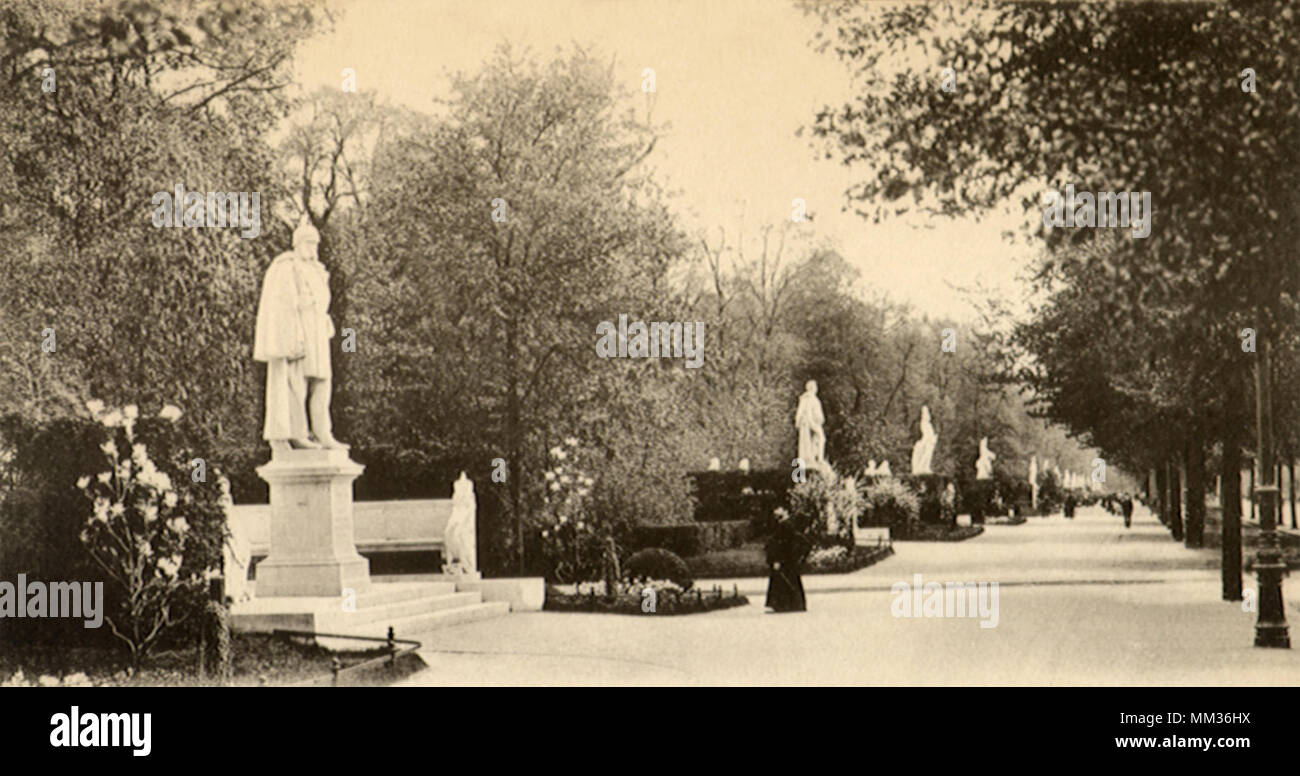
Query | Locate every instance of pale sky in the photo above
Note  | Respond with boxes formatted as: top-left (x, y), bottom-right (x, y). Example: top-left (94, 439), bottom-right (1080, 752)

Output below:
top-left (294, 0), bottom-right (1037, 322)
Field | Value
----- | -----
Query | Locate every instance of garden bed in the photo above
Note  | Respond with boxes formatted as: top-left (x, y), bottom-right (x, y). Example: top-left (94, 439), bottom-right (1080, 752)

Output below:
top-left (544, 583), bottom-right (749, 615)
top-left (984, 513), bottom-right (1028, 526)
top-left (688, 541), bottom-right (894, 579)
top-left (0, 632), bottom-right (390, 687)
top-left (896, 524), bottom-right (984, 542)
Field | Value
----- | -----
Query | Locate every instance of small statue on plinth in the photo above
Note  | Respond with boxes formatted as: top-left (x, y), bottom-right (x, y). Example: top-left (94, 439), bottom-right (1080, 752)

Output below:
top-left (976, 437), bottom-right (996, 480)
top-left (910, 405), bottom-right (937, 475)
top-left (795, 380), bottom-right (828, 472)
top-left (253, 216), bottom-right (347, 456)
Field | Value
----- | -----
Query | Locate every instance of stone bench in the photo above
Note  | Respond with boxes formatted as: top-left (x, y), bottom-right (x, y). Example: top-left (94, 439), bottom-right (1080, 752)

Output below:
top-left (226, 499), bottom-right (455, 590)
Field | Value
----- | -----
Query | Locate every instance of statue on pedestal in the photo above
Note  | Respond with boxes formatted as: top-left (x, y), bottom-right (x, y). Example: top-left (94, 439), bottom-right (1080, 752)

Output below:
top-left (876, 460), bottom-right (892, 477)
top-left (1030, 455), bottom-right (1039, 510)
top-left (976, 437), bottom-right (996, 480)
top-left (795, 380), bottom-right (827, 471)
top-left (910, 405), bottom-right (937, 475)
top-left (254, 216), bottom-right (346, 455)
top-left (443, 472), bottom-right (477, 575)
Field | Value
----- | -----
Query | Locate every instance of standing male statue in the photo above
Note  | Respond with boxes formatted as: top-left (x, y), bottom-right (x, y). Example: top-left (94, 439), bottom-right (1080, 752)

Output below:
top-left (795, 380), bottom-right (827, 470)
top-left (254, 216), bottom-right (346, 454)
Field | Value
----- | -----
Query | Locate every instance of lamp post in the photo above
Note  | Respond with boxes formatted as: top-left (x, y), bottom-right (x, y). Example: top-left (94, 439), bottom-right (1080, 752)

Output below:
top-left (1252, 332), bottom-right (1289, 648)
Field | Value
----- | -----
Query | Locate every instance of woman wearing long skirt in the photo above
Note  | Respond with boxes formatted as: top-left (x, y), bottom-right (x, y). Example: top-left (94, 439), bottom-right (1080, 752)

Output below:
top-left (765, 510), bottom-right (810, 612)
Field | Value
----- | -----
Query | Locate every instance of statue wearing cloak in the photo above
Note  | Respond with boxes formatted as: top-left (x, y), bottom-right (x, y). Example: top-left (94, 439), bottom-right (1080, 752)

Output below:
top-left (253, 217), bottom-right (343, 450)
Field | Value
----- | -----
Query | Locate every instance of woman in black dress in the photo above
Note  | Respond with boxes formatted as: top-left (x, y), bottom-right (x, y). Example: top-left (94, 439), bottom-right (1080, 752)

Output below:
top-left (765, 509), bottom-right (810, 612)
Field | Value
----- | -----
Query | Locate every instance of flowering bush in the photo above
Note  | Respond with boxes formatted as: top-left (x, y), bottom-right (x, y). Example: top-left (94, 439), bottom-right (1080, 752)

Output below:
top-left (76, 400), bottom-right (228, 668)
top-left (535, 437), bottom-right (604, 583)
top-left (788, 469), bottom-right (863, 546)
top-left (860, 477), bottom-right (920, 534)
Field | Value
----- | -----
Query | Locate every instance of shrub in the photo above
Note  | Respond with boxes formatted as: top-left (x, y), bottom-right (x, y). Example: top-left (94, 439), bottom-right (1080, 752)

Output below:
top-left (788, 470), bottom-right (862, 547)
top-left (689, 470), bottom-right (792, 524)
top-left (860, 478), bottom-right (920, 535)
top-left (623, 548), bottom-right (693, 589)
top-left (628, 520), bottom-right (750, 557)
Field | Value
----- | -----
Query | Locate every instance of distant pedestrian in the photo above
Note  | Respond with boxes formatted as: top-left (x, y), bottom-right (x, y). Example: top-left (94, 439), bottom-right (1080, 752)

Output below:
top-left (1064, 493), bottom-right (1076, 519)
top-left (765, 509), bottom-right (810, 613)
top-left (1121, 493), bottom-right (1133, 528)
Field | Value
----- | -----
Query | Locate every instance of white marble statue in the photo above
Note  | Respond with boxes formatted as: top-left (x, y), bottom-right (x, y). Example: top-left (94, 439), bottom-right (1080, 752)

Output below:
top-left (976, 437), bottom-right (996, 480)
top-left (738, 458), bottom-right (751, 473)
top-left (876, 460), bottom-right (892, 477)
top-left (1030, 455), bottom-right (1039, 509)
top-left (443, 472), bottom-right (477, 575)
top-left (707, 457), bottom-right (721, 471)
top-left (865, 459), bottom-right (878, 477)
top-left (253, 216), bottom-right (346, 454)
top-left (795, 380), bottom-right (827, 470)
top-left (910, 405), bottom-right (937, 475)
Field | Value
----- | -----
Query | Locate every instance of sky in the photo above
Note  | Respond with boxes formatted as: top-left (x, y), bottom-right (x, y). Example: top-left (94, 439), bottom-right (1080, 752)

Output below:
top-left (293, 0), bottom-right (1038, 322)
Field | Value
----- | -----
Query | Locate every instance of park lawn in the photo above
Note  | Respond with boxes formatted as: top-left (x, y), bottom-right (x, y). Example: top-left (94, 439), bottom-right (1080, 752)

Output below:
top-left (0, 632), bottom-right (389, 687)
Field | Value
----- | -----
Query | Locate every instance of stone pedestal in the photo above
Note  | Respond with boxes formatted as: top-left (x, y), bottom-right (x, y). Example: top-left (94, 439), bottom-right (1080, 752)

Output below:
top-left (254, 447), bottom-right (371, 597)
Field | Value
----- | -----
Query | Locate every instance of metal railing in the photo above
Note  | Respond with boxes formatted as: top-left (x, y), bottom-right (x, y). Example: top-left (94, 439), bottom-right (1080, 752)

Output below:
top-left (274, 627), bottom-right (422, 686)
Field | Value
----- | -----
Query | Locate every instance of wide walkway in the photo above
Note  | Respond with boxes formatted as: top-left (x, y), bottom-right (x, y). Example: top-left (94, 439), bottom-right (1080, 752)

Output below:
top-left (397, 505), bottom-right (1300, 686)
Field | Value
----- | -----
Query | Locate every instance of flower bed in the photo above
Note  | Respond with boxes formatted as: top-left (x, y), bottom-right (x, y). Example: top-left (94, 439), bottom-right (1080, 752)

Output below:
top-left (544, 580), bottom-right (749, 615)
top-left (688, 541), bottom-right (893, 579)
top-left (896, 524), bottom-right (984, 542)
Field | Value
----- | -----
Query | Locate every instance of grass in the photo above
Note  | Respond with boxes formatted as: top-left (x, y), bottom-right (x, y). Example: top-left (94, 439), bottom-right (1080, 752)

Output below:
top-left (0, 632), bottom-right (390, 687)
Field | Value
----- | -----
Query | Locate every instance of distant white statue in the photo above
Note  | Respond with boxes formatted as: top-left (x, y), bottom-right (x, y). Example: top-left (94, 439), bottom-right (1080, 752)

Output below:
top-left (876, 460), bottom-right (892, 477)
top-left (738, 458), bottom-right (751, 473)
top-left (865, 459), bottom-right (878, 477)
top-left (443, 472), bottom-right (477, 575)
top-left (910, 405), bottom-right (937, 475)
top-left (707, 457), bottom-right (721, 471)
top-left (795, 380), bottom-right (827, 471)
top-left (976, 437), bottom-right (996, 480)
top-left (1030, 455), bottom-right (1039, 509)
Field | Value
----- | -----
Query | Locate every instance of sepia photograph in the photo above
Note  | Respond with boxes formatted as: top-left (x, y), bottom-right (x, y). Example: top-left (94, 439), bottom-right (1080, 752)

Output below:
top-left (0, 0), bottom-right (1295, 759)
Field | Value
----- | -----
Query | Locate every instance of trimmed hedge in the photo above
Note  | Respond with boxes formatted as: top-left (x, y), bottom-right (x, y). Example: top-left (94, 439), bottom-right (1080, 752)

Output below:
top-left (623, 548), bottom-right (693, 589)
top-left (689, 470), bottom-right (793, 524)
top-left (628, 520), bottom-right (750, 557)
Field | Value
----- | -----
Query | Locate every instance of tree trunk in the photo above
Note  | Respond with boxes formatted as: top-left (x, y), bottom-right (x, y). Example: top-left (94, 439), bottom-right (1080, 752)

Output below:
top-left (1185, 436), bottom-right (1205, 548)
top-left (506, 315), bottom-right (525, 575)
top-left (1167, 456), bottom-right (1184, 541)
top-left (1222, 436), bottom-right (1243, 600)
top-left (1155, 464), bottom-right (1169, 527)
top-left (1290, 457), bottom-right (1296, 529)
top-left (1249, 461), bottom-right (1256, 521)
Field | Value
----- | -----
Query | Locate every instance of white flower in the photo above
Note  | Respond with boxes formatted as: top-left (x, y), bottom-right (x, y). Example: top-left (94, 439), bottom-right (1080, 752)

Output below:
top-left (131, 443), bottom-right (147, 464)
top-left (576, 521), bottom-right (585, 530)
top-left (163, 491), bottom-right (178, 509)
top-left (92, 498), bottom-right (109, 522)
top-left (544, 471), bottom-right (556, 481)
top-left (157, 556), bottom-right (180, 578)
top-left (582, 476), bottom-right (594, 486)
top-left (96, 472), bottom-right (112, 485)
top-left (549, 481), bottom-right (561, 492)
top-left (100, 439), bottom-right (117, 457)
top-left (141, 503), bottom-right (158, 523)
top-left (109, 502), bottom-right (125, 518)
top-left (560, 474), bottom-right (571, 485)
top-left (167, 517), bottom-right (189, 534)
top-left (158, 404), bottom-right (182, 422)
top-left (541, 530), bottom-right (549, 538)
top-left (122, 404), bottom-right (139, 420)
top-left (577, 488), bottom-right (590, 498)
top-left (85, 399), bottom-right (105, 416)
top-left (101, 410), bottom-right (123, 428)
top-left (76, 475), bottom-right (90, 490)
top-left (558, 515), bottom-right (567, 524)
top-left (565, 437), bottom-right (578, 447)
top-left (554, 449), bottom-right (567, 461)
